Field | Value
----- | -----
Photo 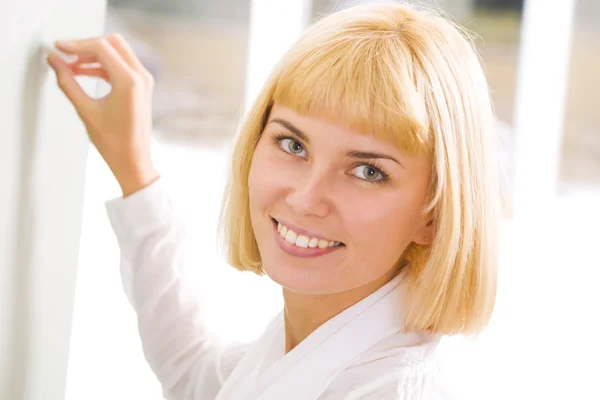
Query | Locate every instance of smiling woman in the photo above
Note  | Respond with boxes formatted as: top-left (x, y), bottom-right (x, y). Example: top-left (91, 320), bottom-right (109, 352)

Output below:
top-left (222, 4), bottom-right (501, 335)
top-left (48, 2), bottom-right (501, 399)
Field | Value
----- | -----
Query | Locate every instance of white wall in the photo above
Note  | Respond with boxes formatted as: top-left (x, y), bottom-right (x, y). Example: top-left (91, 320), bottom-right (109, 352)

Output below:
top-left (0, 1), bottom-right (106, 399)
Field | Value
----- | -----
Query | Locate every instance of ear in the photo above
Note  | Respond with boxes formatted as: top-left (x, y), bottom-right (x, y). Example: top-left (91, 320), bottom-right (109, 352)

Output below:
top-left (412, 217), bottom-right (435, 246)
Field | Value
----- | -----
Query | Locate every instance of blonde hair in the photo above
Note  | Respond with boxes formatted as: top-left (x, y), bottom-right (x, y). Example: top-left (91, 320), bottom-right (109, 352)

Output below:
top-left (219, 2), bottom-right (501, 335)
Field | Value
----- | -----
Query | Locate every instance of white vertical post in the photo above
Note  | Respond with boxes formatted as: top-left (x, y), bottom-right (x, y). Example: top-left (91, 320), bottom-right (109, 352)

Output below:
top-left (244, 0), bottom-right (313, 111)
top-left (512, 0), bottom-right (575, 220)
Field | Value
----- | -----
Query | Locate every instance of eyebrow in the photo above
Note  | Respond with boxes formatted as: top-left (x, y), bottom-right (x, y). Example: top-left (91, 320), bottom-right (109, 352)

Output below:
top-left (347, 151), bottom-right (404, 168)
top-left (269, 117), bottom-right (403, 168)
top-left (269, 118), bottom-right (310, 143)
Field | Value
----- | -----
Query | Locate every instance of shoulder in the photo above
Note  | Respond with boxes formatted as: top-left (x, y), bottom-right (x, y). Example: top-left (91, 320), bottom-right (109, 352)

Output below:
top-left (321, 334), bottom-right (453, 399)
top-left (322, 359), bottom-right (450, 399)
top-left (376, 362), bottom-right (453, 400)
top-left (335, 360), bottom-right (447, 399)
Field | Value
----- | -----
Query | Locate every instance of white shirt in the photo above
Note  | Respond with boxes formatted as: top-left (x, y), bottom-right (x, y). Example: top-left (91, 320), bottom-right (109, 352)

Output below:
top-left (105, 178), bottom-right (449, 400)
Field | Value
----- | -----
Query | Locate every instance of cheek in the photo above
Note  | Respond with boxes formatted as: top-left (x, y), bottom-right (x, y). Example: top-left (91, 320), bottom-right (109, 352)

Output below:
top-left (248, 142), bottom-right (287, 213)
top-left (342, 194), bottom-right (421, 263)
top-left (248, 147), bottom-right (270, 209)
top-left (352, 208), bottom-right (411, 245)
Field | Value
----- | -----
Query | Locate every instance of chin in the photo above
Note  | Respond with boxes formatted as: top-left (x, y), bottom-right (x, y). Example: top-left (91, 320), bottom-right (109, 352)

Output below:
top-left (261, 256), bottom-right (351, 295)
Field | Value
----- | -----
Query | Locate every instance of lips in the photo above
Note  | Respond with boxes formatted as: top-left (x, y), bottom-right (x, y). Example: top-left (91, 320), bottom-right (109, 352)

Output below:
top-left (271, 218), bottom-right (344, 258)
top-left (276, 220), bottom-right (342, 249)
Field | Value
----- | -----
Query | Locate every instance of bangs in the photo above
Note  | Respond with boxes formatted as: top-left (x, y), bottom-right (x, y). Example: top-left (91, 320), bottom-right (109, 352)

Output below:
top-left (272, 32), bottom-right (432, 155)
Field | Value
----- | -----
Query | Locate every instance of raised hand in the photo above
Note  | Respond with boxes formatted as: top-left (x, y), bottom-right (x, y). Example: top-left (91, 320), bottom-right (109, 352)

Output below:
top-left (47, 34), bottom-right (160, 197)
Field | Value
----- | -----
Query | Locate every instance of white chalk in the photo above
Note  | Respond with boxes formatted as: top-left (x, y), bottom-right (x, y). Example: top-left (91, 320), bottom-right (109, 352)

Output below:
top-left (43, 43), bottom-right (78, 64)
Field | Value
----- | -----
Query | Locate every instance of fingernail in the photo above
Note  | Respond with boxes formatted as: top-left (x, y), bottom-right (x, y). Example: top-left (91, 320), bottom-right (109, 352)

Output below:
top-left (47, 54), bottom-right (64, 71)
top-left (47, 54), bottom-right (57, 68)
top-left (55, 40), bottom-right (72, 49)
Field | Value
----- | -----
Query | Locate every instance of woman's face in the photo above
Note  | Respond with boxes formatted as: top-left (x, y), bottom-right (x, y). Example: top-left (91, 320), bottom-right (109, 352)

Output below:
top-left (248, 105), bottom-right (433, 294)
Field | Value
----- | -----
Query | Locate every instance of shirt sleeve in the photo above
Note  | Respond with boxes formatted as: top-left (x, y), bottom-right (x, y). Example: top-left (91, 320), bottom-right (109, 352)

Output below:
top-left (105, 178), bottom-right (247, 400)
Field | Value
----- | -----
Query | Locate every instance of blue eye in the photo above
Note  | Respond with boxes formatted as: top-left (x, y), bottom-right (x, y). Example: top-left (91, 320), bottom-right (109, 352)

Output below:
top-left (352, 164), bottom-right (385, 182)
top-left (280, 138), bottom-right (307, 157)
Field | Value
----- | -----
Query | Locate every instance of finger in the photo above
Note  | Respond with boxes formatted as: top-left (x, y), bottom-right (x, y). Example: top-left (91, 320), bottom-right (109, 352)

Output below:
top-left (47, 54), bottom-right (94, 115)
top-left (54, 39), bottom-right (106, 66)
top-left (54, 39), bottom-right (134, 84)
top-left (69, 65), bottom-right (110, 82)
top-left (71, 55), bottom-right (101, 65)
top-left (105, 34), bottom-right (146, 73)
top-left (56, 34), bottom-right (147, 74)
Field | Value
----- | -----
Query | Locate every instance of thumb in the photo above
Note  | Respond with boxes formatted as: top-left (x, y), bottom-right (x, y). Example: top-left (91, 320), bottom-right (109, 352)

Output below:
top-left (48, 55), bottom-right (94, 117)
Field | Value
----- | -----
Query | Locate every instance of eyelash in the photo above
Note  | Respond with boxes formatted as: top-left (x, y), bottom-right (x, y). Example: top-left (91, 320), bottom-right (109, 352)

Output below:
top-left (271, 133), bottom-right (390, 184)
top-left (352, 160), bottom-right (390, 184)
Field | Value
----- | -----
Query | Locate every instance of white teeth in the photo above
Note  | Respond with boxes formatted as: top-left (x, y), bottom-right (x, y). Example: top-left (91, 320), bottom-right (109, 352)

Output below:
top-left (277, 221), bottom-right (341, 249)
top-left (295, 235), bottom-right (309, 248)
top-left (285, 229), bottom-right (297, 244)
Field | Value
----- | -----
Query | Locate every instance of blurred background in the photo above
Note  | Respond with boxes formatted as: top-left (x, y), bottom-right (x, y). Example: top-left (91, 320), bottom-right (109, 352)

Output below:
top-left (63, 1), bottom-right (599, 399)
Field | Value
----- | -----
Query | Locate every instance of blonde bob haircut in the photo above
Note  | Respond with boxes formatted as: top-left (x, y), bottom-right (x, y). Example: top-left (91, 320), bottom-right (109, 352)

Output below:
top-left (220, 2), bottom-right (501, 335)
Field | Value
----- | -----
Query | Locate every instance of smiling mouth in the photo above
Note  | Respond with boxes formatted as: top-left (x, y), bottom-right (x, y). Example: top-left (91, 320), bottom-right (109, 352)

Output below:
top-left (271, 218), bottom-right (345, 249)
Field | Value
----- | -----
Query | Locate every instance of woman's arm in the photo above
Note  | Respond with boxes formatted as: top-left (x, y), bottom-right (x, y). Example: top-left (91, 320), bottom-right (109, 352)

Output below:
top-left (47, 35), bottom-right (248, 398)
top-left (105, 178), bottom-right (247, 399)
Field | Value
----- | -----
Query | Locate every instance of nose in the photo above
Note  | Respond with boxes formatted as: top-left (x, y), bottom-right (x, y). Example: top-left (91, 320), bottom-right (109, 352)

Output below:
top-left (285, 168), bottom-right (332, 218)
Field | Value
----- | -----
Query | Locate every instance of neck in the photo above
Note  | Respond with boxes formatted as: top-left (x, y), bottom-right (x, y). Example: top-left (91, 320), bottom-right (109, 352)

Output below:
top-left (282, 267), bottom-right (401, 353)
